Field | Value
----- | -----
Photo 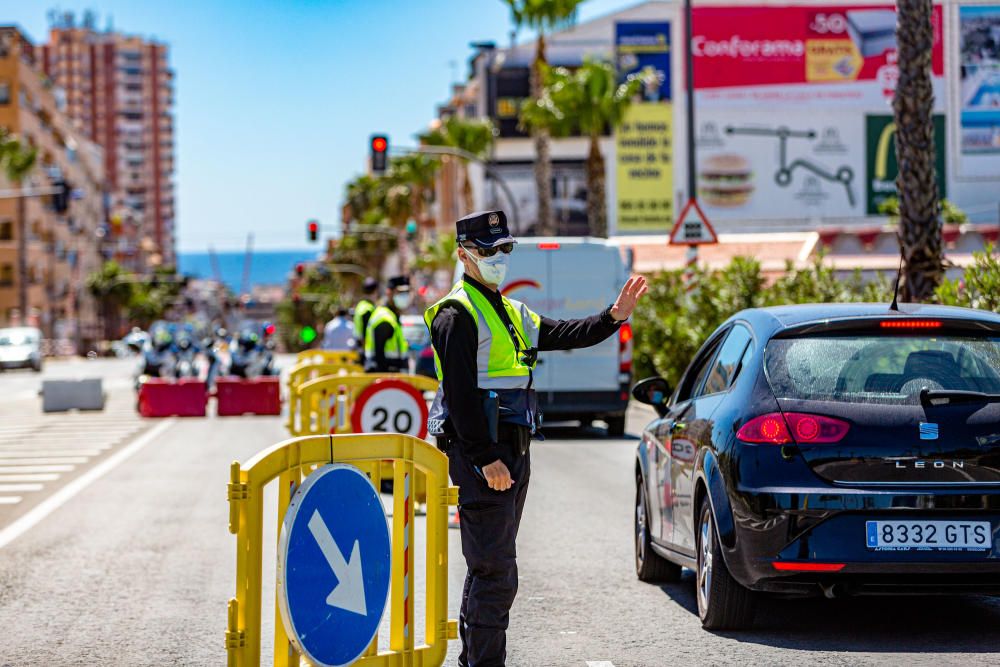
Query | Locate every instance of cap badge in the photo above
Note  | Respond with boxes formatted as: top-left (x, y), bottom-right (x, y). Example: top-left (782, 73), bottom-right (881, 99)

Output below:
top-left (488, 213), bottom-right (500, 226)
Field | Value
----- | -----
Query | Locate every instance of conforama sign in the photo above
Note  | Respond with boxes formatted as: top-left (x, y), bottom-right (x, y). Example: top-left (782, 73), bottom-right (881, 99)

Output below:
top-left (692, 4), bottom-right (944, 102)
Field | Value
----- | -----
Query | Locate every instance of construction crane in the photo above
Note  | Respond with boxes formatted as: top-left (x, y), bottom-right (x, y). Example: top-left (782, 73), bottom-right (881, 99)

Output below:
top-left (240, 233), bottom-right (254, 298)
top-left (208, 245), bottom-right (224, 285)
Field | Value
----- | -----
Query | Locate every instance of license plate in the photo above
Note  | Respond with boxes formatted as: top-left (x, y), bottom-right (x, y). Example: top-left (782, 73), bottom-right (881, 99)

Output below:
top-left (865, 520), bottom-right (992, 551)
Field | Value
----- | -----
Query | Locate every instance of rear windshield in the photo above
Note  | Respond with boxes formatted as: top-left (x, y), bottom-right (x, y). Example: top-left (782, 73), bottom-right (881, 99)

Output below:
top-left (765, 335), bottom-right (1000, 405)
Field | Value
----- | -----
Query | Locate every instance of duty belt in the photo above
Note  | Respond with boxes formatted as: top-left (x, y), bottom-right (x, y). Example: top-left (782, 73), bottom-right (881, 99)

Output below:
top-left (436, 423), bottom-right (531, 457)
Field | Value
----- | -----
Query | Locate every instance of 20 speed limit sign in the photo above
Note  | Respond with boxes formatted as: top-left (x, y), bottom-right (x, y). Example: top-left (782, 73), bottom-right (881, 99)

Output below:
top-left (350, 378), bottom-right (429, 439)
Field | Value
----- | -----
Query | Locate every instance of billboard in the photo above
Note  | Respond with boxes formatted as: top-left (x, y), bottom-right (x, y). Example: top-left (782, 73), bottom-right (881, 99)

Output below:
top-left (615, 21), bottom-right (673, 233)
top-left (690, 4), bottom-right (946, 220)
top-left (692, 4), bottom-right (944, 109)
top-left (958, 5), bottom-right (1000, 178)
top-left (695, 111), bottom-right (863, 218)
top-left (865, 114), bottom-right (947, 214)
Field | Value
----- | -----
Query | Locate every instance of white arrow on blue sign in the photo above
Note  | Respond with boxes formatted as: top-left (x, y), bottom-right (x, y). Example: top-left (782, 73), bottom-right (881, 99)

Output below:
top-left (277, 464), bottom-right (392, 667)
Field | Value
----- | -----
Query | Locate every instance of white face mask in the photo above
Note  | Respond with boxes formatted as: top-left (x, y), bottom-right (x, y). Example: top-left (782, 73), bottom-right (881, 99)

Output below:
top-left (466, 248), bottom-right (510, 286)
top-left (392, 292), bottom-right (412, 310)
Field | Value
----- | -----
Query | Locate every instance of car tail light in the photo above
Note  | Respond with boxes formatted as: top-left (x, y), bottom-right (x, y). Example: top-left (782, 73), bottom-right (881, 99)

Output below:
top-left (880, 320), bottom-right (942, 329)
top-left (537, 242), bottom-right (560, 250)
top-left (737, 412), bottom-right (849, 445)
top-left (619, 323), bottom-right (633, 374)
top-left (772, 562), bottom-right (845, 572)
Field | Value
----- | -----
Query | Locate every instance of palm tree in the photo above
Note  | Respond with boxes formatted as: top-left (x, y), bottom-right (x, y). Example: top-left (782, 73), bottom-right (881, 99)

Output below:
top-left (388, 153), bottom-right (441, 225)
top-left (894, 0), bottom-right (942, 302)
top-left (503, 0), bottom-right (588, 236)
top-left (0, 129), bottom-right (38, 322)
top-left (419, 117), bottom-right (495, 213)
top-left (86, 260), bottom-right (133, 341)
top-left (521, 60), bottom-right (645, 237)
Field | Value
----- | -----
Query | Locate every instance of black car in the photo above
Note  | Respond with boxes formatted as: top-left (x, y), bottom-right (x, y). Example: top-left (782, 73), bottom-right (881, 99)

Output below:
top-left (632, 304), bottom-right (1000, 630)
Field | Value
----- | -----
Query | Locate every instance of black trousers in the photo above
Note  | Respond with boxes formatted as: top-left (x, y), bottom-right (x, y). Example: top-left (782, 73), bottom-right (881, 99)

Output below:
top-left (449, 439), bottom-right (531, 667)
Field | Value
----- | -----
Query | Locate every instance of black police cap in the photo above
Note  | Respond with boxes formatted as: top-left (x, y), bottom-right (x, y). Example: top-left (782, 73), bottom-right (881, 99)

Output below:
top-left (387, 275), bottom-right (410, 290)
top-left (455, 210), bottom-right (517, 249)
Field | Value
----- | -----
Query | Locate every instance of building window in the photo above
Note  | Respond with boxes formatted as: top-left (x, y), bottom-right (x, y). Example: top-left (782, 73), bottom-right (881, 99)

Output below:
top-left (0, 221), bottom-right (11, 241)
top-left (0, 264), bottom-right (13, 287)
top-left (0, 81), bottom-right (9, 105)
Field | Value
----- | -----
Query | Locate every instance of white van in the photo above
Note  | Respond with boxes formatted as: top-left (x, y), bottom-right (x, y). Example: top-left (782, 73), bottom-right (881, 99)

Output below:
top-left (470, 237), bottom-right (634, 435)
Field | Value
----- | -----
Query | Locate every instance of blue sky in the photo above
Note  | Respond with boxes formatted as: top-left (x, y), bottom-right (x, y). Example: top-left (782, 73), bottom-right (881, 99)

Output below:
top-left (8, 0), bottom-right (636, 251)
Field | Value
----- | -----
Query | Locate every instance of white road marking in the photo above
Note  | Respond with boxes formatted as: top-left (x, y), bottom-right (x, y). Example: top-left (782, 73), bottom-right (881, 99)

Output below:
top-left (0, 474), bottom-right (60, 482)
top-left (586, 662), bottom-right (616, 667)
top-left (0, 419), bottom-right (174, 549)
top-left (0, 497), bottom-right (22, 505)
top-left (0, 457), bottom-right (89, 465)
top-left (0, 449), bottom-right (105, 457)
top-left (0, 484), bottom-right (43, 492)
top-left (0, 465), bottom-right (75, 473)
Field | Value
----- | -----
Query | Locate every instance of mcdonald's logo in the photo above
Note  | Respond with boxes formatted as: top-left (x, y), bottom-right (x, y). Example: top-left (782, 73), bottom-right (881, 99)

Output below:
top-left (865, 114), bottom-right (947, 215)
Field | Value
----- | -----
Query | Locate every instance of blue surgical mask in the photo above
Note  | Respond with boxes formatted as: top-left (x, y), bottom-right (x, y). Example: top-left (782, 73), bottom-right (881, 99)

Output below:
top-left (392, 292), bottom-right (412, 310)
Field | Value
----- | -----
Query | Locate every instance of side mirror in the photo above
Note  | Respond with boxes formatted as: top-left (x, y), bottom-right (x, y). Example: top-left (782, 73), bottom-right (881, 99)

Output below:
top-left (631, 376), bottom-right (671, 418)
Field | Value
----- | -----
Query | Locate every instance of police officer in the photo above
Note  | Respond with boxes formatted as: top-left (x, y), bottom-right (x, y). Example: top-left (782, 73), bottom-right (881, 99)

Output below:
top-left (424, 210), bottom-right (647, 667)
top-left (364, 275), bottom-right (410, 373)
top-left (354, 277), bottom-right (378, 362)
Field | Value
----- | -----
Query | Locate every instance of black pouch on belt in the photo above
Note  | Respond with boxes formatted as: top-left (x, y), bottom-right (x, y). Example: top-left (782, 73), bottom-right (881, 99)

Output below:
top-left (499, 423), bottom-right (531, 456)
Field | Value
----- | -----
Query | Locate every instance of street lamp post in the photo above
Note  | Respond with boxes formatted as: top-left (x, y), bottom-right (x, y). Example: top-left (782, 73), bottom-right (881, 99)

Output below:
top-left (684, 0), bottom-right (699, 294)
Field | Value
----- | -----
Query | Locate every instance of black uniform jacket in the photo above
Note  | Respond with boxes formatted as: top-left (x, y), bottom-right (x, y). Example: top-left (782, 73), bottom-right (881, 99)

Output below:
top-left (429, 274), bottom-right (622, 466)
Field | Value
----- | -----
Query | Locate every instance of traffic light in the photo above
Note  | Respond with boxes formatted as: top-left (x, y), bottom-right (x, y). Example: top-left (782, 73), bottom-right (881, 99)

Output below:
top-left (307, 219), bottom-right (319, 242)
top-left (295, 263), bottom-right (305, 278)
top-left (405, 219), bottom-right (418, 241)
top-left (370, 135), bottom-right (388, 175)
top-left (52, 179), bottom-right (70, 213)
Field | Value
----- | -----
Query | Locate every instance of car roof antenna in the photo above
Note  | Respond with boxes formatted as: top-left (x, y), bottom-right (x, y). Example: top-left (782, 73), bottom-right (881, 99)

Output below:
top-left (889, 252), bottom-right (903, 312)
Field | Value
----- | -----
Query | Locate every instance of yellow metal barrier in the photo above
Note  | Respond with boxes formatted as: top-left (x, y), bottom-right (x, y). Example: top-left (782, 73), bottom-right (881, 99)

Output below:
top-left (285, 363), bottom-right (366, 433)
top-left (226, 433), bottom-right (459, 667)
top-left (291, 373), bottom-right (439, 438)
top-left (294, 349), bottom-right (361, 367)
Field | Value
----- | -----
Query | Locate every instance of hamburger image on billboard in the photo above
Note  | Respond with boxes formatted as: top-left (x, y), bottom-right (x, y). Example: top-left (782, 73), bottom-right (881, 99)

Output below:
top-left (698, 154), bottom-right (755, 207)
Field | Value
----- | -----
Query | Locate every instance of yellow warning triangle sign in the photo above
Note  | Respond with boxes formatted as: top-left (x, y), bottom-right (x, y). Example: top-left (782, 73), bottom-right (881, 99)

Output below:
top-left (669, 199), bottom-right (718, 246)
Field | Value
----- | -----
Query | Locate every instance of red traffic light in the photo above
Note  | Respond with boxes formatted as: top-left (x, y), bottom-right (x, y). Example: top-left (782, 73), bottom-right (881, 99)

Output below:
top-left (295, 263), bottom-right (305, 277)
top-left (371, 137), bottom-right (387, 152)
top-left (307, 220), bottom-right (319, 243)
top-left (308, 221), bottom-right (318, 233)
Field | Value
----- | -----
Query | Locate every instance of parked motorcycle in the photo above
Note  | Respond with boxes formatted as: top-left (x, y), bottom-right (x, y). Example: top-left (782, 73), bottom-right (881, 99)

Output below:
top-left (229, 322), bottom-right (277, 379)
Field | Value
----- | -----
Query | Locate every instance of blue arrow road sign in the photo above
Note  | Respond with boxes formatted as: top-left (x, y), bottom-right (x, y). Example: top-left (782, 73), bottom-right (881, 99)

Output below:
top-left (277, 464), bottom-right (392, 667)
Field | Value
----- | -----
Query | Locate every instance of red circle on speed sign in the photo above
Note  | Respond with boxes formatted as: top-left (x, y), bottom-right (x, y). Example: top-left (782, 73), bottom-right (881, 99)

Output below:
top-left (350, 379), bottom-right (429, 440)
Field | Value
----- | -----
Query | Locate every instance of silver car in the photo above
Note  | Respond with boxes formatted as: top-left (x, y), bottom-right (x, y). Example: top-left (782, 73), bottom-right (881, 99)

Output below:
top-left (0, 327), bottom-right (43, 372)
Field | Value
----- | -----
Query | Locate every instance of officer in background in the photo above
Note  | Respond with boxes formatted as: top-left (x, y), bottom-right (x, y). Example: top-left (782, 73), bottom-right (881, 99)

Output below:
top-left (354, 277), bottom-right (378, 363)
top-left (321, 307), bottom-right (354, 350)
top-left (364, 275), bottom-right (411, 373)
top-left (424, 210), bottom-right (647, 667)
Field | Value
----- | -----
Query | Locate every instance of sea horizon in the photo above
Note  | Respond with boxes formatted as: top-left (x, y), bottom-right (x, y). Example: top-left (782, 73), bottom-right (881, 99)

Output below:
top-left (178, 249), bottom-right (321, 293)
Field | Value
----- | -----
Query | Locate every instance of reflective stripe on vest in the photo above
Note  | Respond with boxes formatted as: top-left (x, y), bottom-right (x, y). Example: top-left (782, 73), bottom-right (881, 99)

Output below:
top-left (423, 281), bottom-right (541, 390)
top-left (353, 299), bottom-right (375, 337)
top-left (364, 306), bottom-right (408, 359)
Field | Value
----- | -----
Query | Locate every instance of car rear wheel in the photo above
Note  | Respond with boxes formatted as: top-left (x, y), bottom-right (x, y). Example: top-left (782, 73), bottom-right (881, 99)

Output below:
top-left (696, 497), bottom-right (756, 630)
top-left (635, 476), bottom-right (681, 582)
top-left (606, 415), bottom-right (626, 438)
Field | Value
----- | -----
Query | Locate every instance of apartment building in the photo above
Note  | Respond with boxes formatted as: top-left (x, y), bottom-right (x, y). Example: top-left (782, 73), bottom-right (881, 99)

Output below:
top-left (37, 12), bottom-right (175, 269)
top-left (0, 26), bottom-right (105, 346)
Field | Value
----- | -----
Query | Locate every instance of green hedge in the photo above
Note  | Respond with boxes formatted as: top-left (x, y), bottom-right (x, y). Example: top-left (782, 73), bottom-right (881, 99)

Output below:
top-left (633, 245), bottom-right (1000, 387)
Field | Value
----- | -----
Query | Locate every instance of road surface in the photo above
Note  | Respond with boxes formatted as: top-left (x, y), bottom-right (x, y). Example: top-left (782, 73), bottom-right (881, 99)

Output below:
top-left (0, 358), bottom-right (998, 666)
